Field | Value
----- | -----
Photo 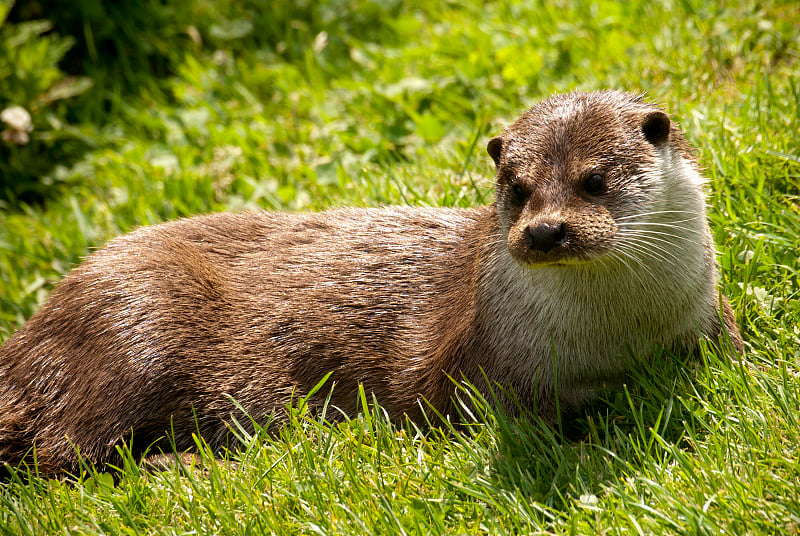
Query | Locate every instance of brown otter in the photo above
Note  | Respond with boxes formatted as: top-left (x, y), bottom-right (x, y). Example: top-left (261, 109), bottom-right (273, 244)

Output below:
top-left (0, 90), bottom-right (742, 475)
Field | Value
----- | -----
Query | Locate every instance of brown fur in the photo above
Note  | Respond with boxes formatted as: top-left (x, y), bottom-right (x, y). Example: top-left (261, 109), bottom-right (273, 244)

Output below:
top-left (0, 91), bottom-right (742, 475)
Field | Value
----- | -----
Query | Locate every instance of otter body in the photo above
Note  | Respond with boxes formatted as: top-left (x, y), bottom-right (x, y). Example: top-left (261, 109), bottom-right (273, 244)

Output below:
top-left (0, 91), bottom-right (741, 474)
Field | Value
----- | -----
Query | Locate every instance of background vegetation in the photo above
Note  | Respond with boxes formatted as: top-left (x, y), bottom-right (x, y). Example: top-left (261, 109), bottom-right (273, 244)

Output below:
top-left (0, 0), bottom-right (798, 533)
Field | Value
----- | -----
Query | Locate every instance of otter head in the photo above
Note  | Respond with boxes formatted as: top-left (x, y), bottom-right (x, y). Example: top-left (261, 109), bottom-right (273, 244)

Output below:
top-left (487, 91), bottom-right (676, 268)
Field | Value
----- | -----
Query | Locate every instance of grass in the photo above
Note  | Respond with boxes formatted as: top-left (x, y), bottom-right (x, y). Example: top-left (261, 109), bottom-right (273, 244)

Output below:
top-left (1, 0), bottom-right (799, 533)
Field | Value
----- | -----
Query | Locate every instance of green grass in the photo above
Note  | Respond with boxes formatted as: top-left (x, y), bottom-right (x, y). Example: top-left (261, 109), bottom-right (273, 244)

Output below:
top-left (1, 0), bottom-right (799, 533)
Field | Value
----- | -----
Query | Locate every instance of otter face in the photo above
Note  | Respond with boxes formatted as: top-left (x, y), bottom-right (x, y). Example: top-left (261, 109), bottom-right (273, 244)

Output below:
top-left (487, 91), bottom-right (673, 268)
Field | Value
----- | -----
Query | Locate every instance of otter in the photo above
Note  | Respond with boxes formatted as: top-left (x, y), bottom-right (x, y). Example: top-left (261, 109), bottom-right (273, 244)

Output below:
top-left (0, 90), bottom-right (742, 475)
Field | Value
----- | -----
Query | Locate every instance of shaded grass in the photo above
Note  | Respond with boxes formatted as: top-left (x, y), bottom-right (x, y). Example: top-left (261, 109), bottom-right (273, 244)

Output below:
top-left (0, 0), bottom-right (799, 534)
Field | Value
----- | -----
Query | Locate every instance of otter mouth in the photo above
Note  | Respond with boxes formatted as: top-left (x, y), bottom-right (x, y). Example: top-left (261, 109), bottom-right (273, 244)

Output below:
top-left (509, 244), bottom-right (611, 269)
top-left (518, 256), bottom-right (595, 269)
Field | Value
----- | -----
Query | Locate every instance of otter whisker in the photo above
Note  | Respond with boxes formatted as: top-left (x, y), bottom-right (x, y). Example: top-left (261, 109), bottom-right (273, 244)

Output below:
top-left (621, 237), bottom-right (684, 263)
top-left (612, 239), bottom-right (669, 267)
top-left (617, 230), bottom-right (697, 250)
top-left (615, 236), bottom-right (682, 264)
top-left (617, 229), bottom-right (697, 244)
top-left (617, 221), bottom-right (699, 232)
top-left (603, 248), bottom-right (657, 287)
top-left (618, 234), bottom-right (698, 253)
top-left (615, 210), bottom-right (702, 221)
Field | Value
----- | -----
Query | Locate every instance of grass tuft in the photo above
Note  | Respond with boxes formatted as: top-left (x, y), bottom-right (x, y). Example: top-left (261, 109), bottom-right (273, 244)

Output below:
top-left (1, 0), bottom-right (799, 534)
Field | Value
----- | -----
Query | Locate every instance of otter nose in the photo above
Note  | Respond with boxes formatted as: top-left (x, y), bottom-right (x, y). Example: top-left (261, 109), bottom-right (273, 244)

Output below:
top-left (525, 222), bottom-right (567, 252)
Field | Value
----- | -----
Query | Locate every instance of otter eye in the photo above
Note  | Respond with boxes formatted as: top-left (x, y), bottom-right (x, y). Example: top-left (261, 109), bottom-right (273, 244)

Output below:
top-left (509, 181), bottom-right (527, 204)
top-left (583, 173), bottom-right (606, 195)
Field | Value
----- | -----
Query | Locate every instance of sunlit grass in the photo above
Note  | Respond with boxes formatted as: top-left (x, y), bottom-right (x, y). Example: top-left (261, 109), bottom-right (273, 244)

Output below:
top-left (0, 0), bottom-right (798, 534)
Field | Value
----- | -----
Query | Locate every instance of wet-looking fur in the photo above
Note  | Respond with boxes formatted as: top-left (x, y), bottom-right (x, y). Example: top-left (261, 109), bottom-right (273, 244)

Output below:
top-left (0, 90), bottom-right (742, 475)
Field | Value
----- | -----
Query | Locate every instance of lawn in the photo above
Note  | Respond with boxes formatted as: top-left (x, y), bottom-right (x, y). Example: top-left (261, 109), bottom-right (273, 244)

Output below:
top-left (1, 0), bottom-right (799, 534)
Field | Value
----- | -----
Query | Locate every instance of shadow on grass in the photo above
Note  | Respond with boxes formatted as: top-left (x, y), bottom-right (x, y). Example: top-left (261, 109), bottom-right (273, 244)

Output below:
top-left (442, 345), bottom-right (734, 511)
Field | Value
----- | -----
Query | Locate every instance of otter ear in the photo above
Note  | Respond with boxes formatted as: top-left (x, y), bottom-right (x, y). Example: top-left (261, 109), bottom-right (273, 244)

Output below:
top-left (487, 136), bottom-right (503, 166)
top-left (641, 111), bottom-right (671, 146)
